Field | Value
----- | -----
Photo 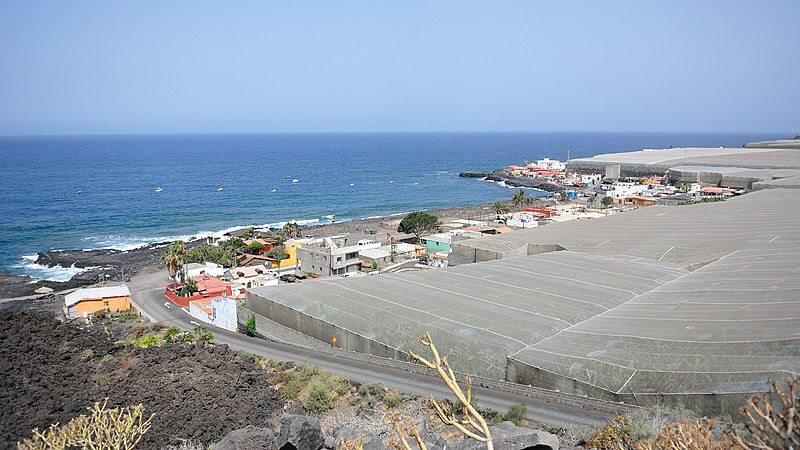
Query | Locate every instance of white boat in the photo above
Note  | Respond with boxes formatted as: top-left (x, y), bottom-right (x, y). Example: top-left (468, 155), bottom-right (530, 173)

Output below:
top-left (349, 183), bottom-right (354, 187)
top-left (75, 190), bottom-right (81, 194)
top-left (291, 179), bottom-right (300, 183)
top-left (271, 189), bottom-right (277, 193)
top-left (217, 187), bottom-right (224, 192)
top-left (154, 187), bottom-right (163, 193)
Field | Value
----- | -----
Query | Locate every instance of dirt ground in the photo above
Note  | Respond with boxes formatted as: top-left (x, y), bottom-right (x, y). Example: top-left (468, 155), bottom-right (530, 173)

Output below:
top-left (0, 312), bottom-right (282, 449)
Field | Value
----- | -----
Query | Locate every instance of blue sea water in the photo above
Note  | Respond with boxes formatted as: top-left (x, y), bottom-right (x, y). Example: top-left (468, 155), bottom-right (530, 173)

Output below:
top-left (0, 132), bottom-right (785, 281)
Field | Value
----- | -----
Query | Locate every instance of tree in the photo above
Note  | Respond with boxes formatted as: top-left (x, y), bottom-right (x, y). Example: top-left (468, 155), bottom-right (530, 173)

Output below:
top-left (240, 226), bottom-right (256, 240)
top-left (244, 241), bottom-right (265, 254)
top-left (510, 189), bottom-right (529, 210)
top-left (162, 241), bottom-right (187, 284)
top-left (675, 181), bottom-right (692, 192)
top-left (601, 196), bottom-right (614, 208)
top-left (179, 278), bottom-right (198, 297)
top-left (489, 201), bottom-right (511, 220)
top-left (283, 222), bottom-right (302, 239)
top-left (397, 212), bottom-right (438, 242)
top-left (588, 193), bottom-right (598, 208)
top-left (558, 190), bottom-right (572, 204)
top-left (265, 248), bottom-right (289, 260)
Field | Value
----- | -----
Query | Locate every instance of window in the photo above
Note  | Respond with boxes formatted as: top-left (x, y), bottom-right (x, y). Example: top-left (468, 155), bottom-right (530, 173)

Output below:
top-left (103, 301), bottom-right (109, 307)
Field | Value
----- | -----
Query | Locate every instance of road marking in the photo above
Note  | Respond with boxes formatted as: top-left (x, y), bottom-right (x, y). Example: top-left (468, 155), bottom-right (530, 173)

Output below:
top-left (163, 302), bottom-right (171, 309)
top-left (769, 235), bottom-right (780, 242)
top-left (190, 321), bottom-right (200, 326)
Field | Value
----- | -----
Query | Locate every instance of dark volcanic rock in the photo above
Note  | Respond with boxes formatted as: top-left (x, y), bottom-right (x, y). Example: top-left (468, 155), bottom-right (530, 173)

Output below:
top-left (450, 421), bottom-right (559, 450)
top-left (0, 312), bottom-right (282, 449)
top-left (279, 414), bottom-right (324, 450)
top-left (0, 242), bottom-right (178, 300)
top-left (458, 172), bottom-right (490, 178)
top-left (484, 170), bottom-right (564, 192)
top-left (334, 428), bottom-right (385, 450)
top-left (215, 426), bottom-right (279, 450)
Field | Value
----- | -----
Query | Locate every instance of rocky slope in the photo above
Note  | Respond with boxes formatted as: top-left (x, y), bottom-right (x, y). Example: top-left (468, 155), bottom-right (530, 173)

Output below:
top-left (0, 312), bottom-right (282, 449)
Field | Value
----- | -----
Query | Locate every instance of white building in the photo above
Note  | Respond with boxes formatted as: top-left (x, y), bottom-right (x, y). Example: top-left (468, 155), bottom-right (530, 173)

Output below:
top-left (533, 158), bottom-right (566, 171)
top-left (186, 262), bottom-right (225, 279)
top-left (188, 296), bottom-right (238, 331)
top-left (225, 264), bottom-right (277, 289)
top-left (607, 182), bottom-right (650, 199)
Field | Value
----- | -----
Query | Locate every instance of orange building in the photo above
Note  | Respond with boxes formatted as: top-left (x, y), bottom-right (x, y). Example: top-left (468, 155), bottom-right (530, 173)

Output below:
top-left (65, 285), bottom-right (131, 318)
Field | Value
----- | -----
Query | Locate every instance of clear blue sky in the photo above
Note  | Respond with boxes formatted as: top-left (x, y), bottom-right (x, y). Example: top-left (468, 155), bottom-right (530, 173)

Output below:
top-left (1, 1), bottom-right (798, 135)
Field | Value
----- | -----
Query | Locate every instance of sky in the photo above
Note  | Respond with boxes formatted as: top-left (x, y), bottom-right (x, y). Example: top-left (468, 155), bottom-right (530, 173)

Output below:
top-left (0, 1), bottom-right (798, 135)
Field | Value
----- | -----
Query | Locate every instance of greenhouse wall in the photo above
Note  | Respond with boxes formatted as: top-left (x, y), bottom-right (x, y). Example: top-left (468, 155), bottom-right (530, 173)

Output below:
top-left (244, 290), bottom-right (405, 360)
top-left (507, 357), bottom-right (758, 418)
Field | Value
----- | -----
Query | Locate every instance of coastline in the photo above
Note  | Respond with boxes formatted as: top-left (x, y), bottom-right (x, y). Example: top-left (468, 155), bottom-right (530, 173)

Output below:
top-left (0, 200), bottom-right (527, 308)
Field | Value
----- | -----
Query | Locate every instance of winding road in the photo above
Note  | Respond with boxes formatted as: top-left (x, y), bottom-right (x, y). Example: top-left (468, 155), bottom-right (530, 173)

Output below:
top-left (128, 268), bottom-right (611, 427)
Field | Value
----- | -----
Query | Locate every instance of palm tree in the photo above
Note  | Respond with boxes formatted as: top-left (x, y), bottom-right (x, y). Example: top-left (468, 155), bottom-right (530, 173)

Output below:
top-left (162, 240), bottom-right (187, 284)
top-left (283, 221), bottom-right (301, 239)
top-left (490, 201), bottom-right (511, 220)
top-left (510, 189), bottom-right (529, 211)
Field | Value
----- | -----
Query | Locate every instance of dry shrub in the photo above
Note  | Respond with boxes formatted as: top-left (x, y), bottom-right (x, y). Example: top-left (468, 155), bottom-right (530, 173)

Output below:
top-left (635, 418), bottom-right (738, 450)
top-left (728, 379), bottom-right (800, 450)
top-left (18, 399), bottom-right (153, 450)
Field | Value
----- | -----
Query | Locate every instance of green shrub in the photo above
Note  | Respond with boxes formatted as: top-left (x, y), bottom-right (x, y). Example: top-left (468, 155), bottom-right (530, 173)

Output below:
top-left (358, 383), bottom-right (385, 399)
top-left (383, 392), bottom-right (404, 408)
top-left (137, 334), bottom-right (161, 348)
top-left (82, 348), bottom-right (95, 358)
top-left (302, 375), bottom-right (348, 415)
top-left (245, 314), bottom-right (256, 336)
top-left (502, 403), bottom-right (527, 426)
top-left (100, 354), bottom-right (114, 363)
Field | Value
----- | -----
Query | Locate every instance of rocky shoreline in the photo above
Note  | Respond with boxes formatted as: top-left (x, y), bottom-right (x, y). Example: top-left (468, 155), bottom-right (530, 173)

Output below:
top-left (459, 169), bottom-right (564, 192)
top-left (0, 201), bottom-right (517, 303)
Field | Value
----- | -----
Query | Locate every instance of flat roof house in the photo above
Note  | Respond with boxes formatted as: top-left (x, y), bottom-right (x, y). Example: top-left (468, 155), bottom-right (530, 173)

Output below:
top-left (65, 285), bottom-right (131, 319)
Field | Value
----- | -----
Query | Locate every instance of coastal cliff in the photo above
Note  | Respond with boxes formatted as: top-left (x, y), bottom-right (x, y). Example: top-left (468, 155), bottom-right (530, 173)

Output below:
top-left (459, 169), bottom-right (564, 192)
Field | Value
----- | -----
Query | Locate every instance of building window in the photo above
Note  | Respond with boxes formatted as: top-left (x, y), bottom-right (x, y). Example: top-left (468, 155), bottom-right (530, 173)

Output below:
top-left (103, 301), bottom-right (109, 307)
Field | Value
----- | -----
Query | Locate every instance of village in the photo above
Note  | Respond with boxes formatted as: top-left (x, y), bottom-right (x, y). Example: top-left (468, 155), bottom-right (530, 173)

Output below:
top-left (61, 153), bottom-right (739, 332)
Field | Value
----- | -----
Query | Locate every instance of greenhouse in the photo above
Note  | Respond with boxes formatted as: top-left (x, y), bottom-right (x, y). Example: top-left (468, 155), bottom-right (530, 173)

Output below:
top-left (247, 189), bottom-right (800, 415)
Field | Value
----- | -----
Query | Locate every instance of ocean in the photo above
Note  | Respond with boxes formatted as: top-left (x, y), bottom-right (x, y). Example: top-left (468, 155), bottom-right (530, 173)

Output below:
top-left (0, 131), bottom-right (785, 281)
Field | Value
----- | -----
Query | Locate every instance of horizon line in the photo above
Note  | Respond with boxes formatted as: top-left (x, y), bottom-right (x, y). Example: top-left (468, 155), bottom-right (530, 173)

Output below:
top-left (0, 130), bottom-right (794, 138)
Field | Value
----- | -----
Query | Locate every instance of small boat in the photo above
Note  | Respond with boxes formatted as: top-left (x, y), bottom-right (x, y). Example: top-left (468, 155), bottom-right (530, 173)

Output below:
top-left (217, 187), bottom-right (224, 192)
top-left (291, 179), bottom-right (300, 183)
top-left (414, 182), bottom-right (418, 185)
top-left (75, 190), bottom-right (81, 194)
top-left (349, 183), bottom-right (354, 187)
top-left (154, 187), bottom-right (163, 193)
top-left (389, 180), bottom-right (394, 183)
top-left (271, 189), bottom-right (277, 193)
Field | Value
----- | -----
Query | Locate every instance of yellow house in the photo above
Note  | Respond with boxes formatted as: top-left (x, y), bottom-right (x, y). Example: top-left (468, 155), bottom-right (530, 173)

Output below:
top-left (614, 196), bottom-right (657, 207)
top-left (283, 238), bottom-right (315, 269)
top-left (64, 285), bottom-right (131, 318)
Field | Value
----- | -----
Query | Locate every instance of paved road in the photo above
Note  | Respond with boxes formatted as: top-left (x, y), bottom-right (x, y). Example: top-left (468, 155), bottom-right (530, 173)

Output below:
top-left (128, 269), bottom-right (611, 427)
